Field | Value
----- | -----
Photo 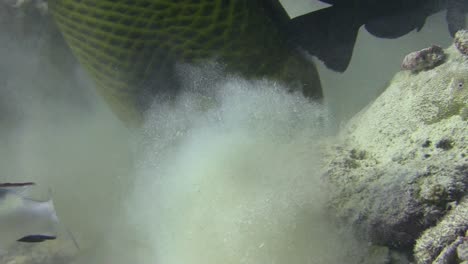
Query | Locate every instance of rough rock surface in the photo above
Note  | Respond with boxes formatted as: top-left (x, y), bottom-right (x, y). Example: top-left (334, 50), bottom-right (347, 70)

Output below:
top-left (323, 44), bottom-right (467, 255)
top-left (401, 45), bottom-right (446, 73)
top-left (414, 198), bottom-right (468, 264)
top-left (455, 30), bottom-right (468, 56)
top-left (458, 233), bottom-right (468, 261)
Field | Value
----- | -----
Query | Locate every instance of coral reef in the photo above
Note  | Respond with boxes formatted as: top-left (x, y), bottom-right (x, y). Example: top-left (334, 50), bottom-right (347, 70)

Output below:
top-left (454, 30), bottom-right (468, 56)
top-left (401, 45), bottom-right (446, 73)
top-left (414, 198), bottom-right (468, 264)
top-left (323, 45), bottom-right (467, 257)
top-left (458, 234), bottom-right (468, 262)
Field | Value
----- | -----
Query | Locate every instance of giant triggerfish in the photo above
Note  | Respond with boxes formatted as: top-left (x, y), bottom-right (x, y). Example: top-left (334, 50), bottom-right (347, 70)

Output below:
top-left (47, 0), bottom-right (324, 125)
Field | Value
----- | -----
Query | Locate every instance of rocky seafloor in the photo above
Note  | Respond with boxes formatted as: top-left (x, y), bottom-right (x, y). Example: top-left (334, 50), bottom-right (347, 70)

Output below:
top-left (323, 34), bottom-right (468, 263)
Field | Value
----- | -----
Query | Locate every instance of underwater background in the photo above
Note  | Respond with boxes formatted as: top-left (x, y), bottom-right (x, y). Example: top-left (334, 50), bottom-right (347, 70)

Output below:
top-left (0, 0), bottom-right (465, 263)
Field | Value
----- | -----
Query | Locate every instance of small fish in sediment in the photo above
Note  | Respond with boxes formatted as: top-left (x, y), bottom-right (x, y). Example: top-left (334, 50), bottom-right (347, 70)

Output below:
top-left (0, 182), bottom-right (60, 253)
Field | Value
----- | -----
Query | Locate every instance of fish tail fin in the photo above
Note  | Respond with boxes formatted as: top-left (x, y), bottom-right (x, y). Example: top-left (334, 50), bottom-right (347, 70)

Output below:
top-left (287, 6), bottom-right (363, 72)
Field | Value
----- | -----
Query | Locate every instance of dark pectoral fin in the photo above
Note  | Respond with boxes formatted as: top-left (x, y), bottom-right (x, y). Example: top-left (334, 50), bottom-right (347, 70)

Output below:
top-left (364, 11), bottom-right (427, 39)
top-left (18, 235), bottom-right (57, 243)
top-left (287, 6), bottom-right (362, 72)
top-left (364, 0), bottom-right (446, 39)
top-left (0, 182), bottom-right (35, 188)
top-left (447, 0), bottom-right (467, 37)
top-left (319, 0), bottom-right (337, 4)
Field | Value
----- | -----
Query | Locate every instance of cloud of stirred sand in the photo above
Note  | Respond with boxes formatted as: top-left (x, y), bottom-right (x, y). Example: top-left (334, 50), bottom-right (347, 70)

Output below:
top-left (87, 64), bottom-right (369, 264)
top-left (1, 7), bottom-right (369, 263)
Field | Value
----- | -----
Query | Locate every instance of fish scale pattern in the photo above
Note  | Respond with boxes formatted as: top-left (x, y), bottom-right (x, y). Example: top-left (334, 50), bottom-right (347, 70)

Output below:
top-left (48, 0), bottom-right (308, 124)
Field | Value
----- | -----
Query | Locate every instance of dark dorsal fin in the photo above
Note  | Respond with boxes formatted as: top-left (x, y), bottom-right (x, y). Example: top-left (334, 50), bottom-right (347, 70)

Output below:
top-left (286, 5), bottom-right (363, 72)
top-left (260, 0), bottom-right (358, 72)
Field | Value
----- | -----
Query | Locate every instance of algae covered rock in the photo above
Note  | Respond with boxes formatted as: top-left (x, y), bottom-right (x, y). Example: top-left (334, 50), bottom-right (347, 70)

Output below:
top-left (401, 45), bottom-right (446, 73)
top-left (454, 30), bottom-right (468, 56)
top-left (323, 44), bottom-right (467, 252)
top-left (458, 234), bottom-right (468, 262)
top-left (414, 198), bottom-right (468, 264)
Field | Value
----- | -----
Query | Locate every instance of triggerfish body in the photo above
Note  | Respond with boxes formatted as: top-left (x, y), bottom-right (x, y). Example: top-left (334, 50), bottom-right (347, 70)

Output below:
top-left (47, 0), bottom-right (325, 126)
top-left (0, 182), bottom-right (59, 252)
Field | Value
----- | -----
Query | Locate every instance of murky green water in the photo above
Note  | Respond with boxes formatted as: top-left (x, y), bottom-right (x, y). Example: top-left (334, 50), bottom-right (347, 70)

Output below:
top-left (0, 1), bottom-right (465, 263)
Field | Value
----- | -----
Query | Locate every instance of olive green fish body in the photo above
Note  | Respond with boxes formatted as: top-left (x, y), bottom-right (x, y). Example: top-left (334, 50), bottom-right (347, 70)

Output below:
top-left (49, 0), bottom-right (322, 125)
